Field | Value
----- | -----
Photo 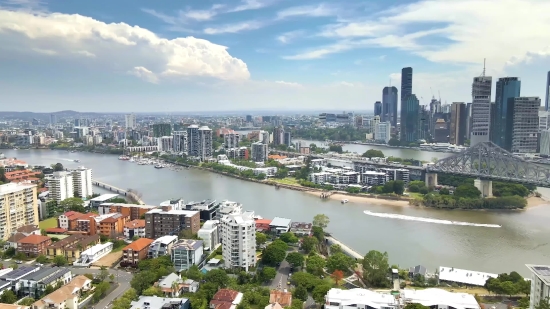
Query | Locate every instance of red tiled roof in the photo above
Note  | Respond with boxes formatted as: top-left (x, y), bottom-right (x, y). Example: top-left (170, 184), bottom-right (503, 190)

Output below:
top-left (123, 238), bottom-right (154, 251)
top-left (124, 219), bottom-right (145, 229)
top-left (18, 234), bottom-right (51, 245)
top-left (212, 289), bottom-right (239, 302)
top-left (46, 227), bottom-right (68, 233)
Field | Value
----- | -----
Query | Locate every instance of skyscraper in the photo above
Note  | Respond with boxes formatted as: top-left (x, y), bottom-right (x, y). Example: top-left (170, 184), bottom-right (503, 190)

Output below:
top-left (400, 67), bottom-right (413, 105)
top-left (152, 123), bottom-right (172, 137)
top-left (470, 71), bottom-right (493, 146)
top-left (382, 87), bottom-right (398, 127)
top-left (273, 127), bottom-right (284, 145)
top-left (491, 77), bottom-right (521, 151)
top-left (220, 208), bottom-right (256, 271)
top-left (450, 102), bottom-right (467, 146)
top-left (71, 166), bottom-right (93, 198)
top-left (187, 125), bottom-right (200, 157)
top-left (198, 126), bottom-right (213, 161)
top-left (374, 101), bottom-right (382, 117)
top-left (400, 94), bottom-right (420, 143)
top-left (125, 114), bottom-right (136, 129)
top-left (545, 71), bottom-right (550, 111)
top-left (511, 97), bottom-right (540, 153)
top-left (50, 114), bottom-right (57, 127)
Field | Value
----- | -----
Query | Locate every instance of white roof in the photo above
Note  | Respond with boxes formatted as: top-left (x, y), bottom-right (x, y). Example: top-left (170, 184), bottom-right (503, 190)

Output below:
top-left (326, 288), bottom-right (397, 308)
top-left (270, 217), bottom-right (292, 227)
top-left (438, 266), bottom-right (497, 286)
top-left (146, 208), bottom-right (199, 216)
top-left (81, 242), bottom-right (112, 255)
top-left (90, 194), bottom-right (119, 202)
top-left (153, 235), bottom-right (178, 245)
top-left (401, 289), bottom-right (480, 309)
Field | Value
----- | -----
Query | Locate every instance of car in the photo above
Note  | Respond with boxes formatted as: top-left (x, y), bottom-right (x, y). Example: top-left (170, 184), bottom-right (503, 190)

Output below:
top-left (35, 263), bottom-right (43, 267)
top-left (15, 260), bottom-right (22, 264)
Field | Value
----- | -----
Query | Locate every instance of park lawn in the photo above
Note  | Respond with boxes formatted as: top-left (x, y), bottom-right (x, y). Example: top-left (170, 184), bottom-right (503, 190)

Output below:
top-left (407, 192), bottom-right (424, 200)
top-left (270, 178), bottom-right (300, 186)
top-left (39, 218), bottom-right (58, 229)
top-left (324, 276), bottom-right (347, 289)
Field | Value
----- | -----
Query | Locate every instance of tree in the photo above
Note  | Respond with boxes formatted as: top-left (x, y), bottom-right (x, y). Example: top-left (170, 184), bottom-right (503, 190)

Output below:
top-left (454, 184), bottom-right (482, 199)
top-left (131, 270), bottom-right (157, 295)
top-left (326, 252), bottom-right (354, 273)
top-left (262, 240), bottom-right (288, 265)
top-left (535, 298), bottom-right (550, 309)
top-left (293, 285), bottom-right (308, 302)
top-left (306, 254), bottom-right (326, 276)
top-left (330, 244), bottom-right (343, 255)
top-left (362, 250), bottom-right (390, 288)
top-left (36, 254), bottom-right (49, 264)
top-left (439, 188), bottom-right (450, 195)
top-left (53, 255), bottom-right (68, 266)
top-left (0, 290), bottom-right (17, 303)
top-left (393, 180), bottom-right (405, 195)
top-left (290, 272), bottom-right (322, 291)
top-left (313, 214), bottom-right (330, 229)
top-left (109, 274), bottom-right (115, 282)
top-left (362, 149), bottom-right (385, 158)
top-left (98, 266), bottom-right (109, 281)
top-left (112, 289), bottom-right (137, 309)
top-left (312, 284), bottom-right (332, 304)
top-left (183, 265), bottom-right (203, 281)
top-left (279, 232), bottom-right (299, 244)
top-left (260, 267), bottom-right (277, 282)
top-left (331, 270), bottom-right (344, 285)
top-left (44, 284), bottom-right (55, 295)
top-left (204, 269), bottom-right (229, 288)
top-left (301, 236), bottom-right (319, 253)
top-left (285, 252), bottom-right (304, 268)
top-left (53, 163), bottom-right (64, 171)
top-left (142, 286), bottom-right (163, 297)
top-left (93, 281), bottom-right (110, 303)
top-left (312, 226), bottom-right (325, 242)
top-left (404, 304), bottom-right (430, 309)
top-left (0, 167), bottom-right (7, 183)
top-left (256, 233), bottom-right (268, 246)
top-left (59, 197), bottom-right (85, 212)
top-left (19, 297), bottom-right (35, 306)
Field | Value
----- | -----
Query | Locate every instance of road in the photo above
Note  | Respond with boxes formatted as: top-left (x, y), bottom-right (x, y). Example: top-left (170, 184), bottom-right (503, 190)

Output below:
top-left (70, 268), bottom-right (133, 309)
top-left (271, 260), bottom-right (291, 290)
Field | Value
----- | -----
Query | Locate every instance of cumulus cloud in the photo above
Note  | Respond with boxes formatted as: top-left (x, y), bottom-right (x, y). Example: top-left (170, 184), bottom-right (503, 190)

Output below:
top-left (276, 30), bottom-right (304, 44)
top-left (128, 66), bottom-right (159, 84)
top-left (203, 21), bottom-right (265, 34)
top-left (0, 9), bottom-right (250, 82)
top-left (275, 80), bottom-right (302, 87)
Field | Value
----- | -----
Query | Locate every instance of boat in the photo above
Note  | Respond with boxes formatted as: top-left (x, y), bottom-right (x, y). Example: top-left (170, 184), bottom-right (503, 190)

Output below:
top-left (154, 164), bottom-right (164, 169)
top-left (118, 155), bottom-right (129, 160)
top-left (73, 159), bottom-right (80, 163)
top-left (341, 199), bottom-right (349, 204)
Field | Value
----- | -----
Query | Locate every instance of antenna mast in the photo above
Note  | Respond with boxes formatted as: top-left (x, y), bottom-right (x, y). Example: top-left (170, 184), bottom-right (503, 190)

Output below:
top-left (482, 58), bottom-right (486, 77)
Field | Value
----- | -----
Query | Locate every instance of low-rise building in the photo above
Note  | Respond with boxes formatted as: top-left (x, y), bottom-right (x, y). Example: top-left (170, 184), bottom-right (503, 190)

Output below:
top-left (255, 219), bottom-right (272, 233)
top-left (289, 222), bottom-right (312, 236)
top-left (72, 242), bottom-right (113, 267)
top-left (155, 273), bottom-right (199, 297)
top-left (74, 213), bottom-right (98, 235)
top-left (361, 171), bottom-right (388, 186)
top-left (6, 233), bottom-right (27, 249)
top-left (32, 275), bottom-right (92, 309)
top-left (269, 290), bottom-right (292, 307)
top-left (109, 204), bottom-right (157, 221)
top-left (198, 220), bottom-right (220, 251)
top-left (121, 238), bottom-right (155, 267)
top-left (95, 213), bottom-right (128, 238)
top-left (438, 266), bottom-right (497, 287)
top-left (130, 296), bottom-right (189, 309)
top-left (0, 266), bottom-right (40, 294)
top-left (145, 208), bottom-right (200, 239)
top-left (124, 219), bottom-right (146, 239)
top-left (269, 217), bottom-right (292, 235)
top-left (46, 234), bottom-right (100, 262)
top-left (89, 194), bottom-right (119, 208)
top-left (18, 267), bottom-right (72, 298)
top-left (526, 264), bottom-right (550, 309)
top-left (17, 235), bottom-right (52, 257)
top-left (325, 288), bottom-right (397, 309)
top-left (210, 289), bottom-right (243, 309)
top-left (148, 235), bottom-right (178, 259)
top-left (58, 211), bottom-right (85, 230)
top-left (171, 239), bottom-right (204, 272)
top-left (401, 288), bottom-right (480, 309)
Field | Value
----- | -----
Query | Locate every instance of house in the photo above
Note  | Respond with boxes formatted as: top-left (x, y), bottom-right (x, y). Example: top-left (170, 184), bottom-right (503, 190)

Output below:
top-left (269, 217), bottom-right (292, 234)
top-left (255, 219), bottom-right (272, 233)
top-left (6, 233), bottom-right (27, 249)
top-left (130, 296), bottom-right (189, 309)
top-left (209, 289), bottom-right (243, 309)
top-left (32, 275), bottom-right (92, 309)
top-left (324, 288), bottom-right (397, 309)
top-left (269, 290), bottom-right (292, 307)
top-left (121, 238), bottom-right (154, 267)
top-left (155, 273), bottom-right (198, 297)
top-left (148, 235), bottom-right (178, 259)
top-left (289, 222), bottom-right (312, 236)
top-left (401, 289), bottom-right (480, 309)
top-left (171, 239), bottom-right (204, 271)
top-left (46, 234), bottom-right (100, 262)
top-left (58, 211), bottom-right (84, 230)
top-left (17, 267), bottom-right (72, 298)
top-left (15, 225), bottom-right (40, 236)
top-left (124, 219), bottom-right (146, 239)
top-left (17, 235), bottom-right (52, 257)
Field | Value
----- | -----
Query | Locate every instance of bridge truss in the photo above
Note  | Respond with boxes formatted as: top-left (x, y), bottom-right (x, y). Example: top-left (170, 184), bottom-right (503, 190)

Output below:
top-left (427, 142), bottom-right (550, 187)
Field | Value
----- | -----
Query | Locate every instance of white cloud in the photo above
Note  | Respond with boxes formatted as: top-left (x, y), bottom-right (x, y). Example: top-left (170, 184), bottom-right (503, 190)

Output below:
top-left (275, 80), bottom-right (302, 87)
top-left (276, 3), bottom-right (337, 19)
top-left (32, 48), bottom-right (56, 55)
top-left (74, 50), bottom-right (96, 58)
top-left (204, 21), bottom-right (264, 34)
top-left (276, 30), bottom-right (304, 44)
top-left (228, 0), bottom-right (273, 13)
top-left (282, 41), bottom-right (356, 60)
top-left (128, 66), bottom-right (159, 84)
top-left (0, 9), bottom-right (250, 82)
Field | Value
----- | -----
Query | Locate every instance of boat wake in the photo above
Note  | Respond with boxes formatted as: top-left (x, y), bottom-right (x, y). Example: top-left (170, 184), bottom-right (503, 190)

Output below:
top-left (363, 210), bottom-right (501, 228)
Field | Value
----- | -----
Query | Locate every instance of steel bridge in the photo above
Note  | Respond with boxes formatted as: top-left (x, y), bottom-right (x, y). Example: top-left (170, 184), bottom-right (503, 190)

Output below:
top-left (426, 141), bottom-right (550, 187)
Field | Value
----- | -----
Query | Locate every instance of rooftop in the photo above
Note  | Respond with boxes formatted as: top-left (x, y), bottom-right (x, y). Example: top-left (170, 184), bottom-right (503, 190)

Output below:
top-left (290, 222), bottom-right (312, 229)
top-left (124, 219), bottom-right (146, 229)
top-left (16, 225), bottom-right (39, 234)
top-left (173, 239), bottom-right (203, 251)
top-left (146, 208), bottom-right (199, 216)
top-left (90, 194), bottom-right (119, 202)
top-left (157, 273), bottom-right (182, 290)
top-left (270, 217), bottom-right (292, 227)
top-left (21, 267), bottom-right (71, 285)
top-left (326, 288), bottom-right (396, 307)
top-left (130, 296), bottom-right (188, 309)
top-left (80, 242), bottom-right (113, 255)
top-left (124, 238), bottom-right (155, 251)
top-left (438, 266), bottom-right (497, 286)
top-left (0, 266), bottom-right (39, 280)
top-left (526, 264), bottom-right (550, 286)
top-left (7, 233), bottom-right (27, 243)
top-left (151, 235), bottom-right (178, 245)
top-left (269, 290), bottom-right (292, 307)
top-left (0, 304), bottom-right (30, 309)
top-left (0, 182), bottom-right (36, 195)
top-left (401, 288), bottom-right (480, 309)
top-left (18, 234), bottom-right (51, 245)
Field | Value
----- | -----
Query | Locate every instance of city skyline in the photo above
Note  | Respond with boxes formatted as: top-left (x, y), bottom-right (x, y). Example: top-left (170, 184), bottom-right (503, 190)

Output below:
top-left (0, 0), bottom-right (550, 112)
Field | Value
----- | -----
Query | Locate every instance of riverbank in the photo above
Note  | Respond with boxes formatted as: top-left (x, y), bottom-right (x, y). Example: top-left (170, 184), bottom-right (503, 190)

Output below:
top-left (527, 196), bottom-right (549, 208)
top-left (305, 191), bottom-right (410, 207)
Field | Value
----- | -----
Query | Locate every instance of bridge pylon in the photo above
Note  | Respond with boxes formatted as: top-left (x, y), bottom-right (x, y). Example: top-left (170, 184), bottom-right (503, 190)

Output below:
top-left (425, 172), bottom-right (438, 188)
top-left (474, 179), bottom-right (493, 197)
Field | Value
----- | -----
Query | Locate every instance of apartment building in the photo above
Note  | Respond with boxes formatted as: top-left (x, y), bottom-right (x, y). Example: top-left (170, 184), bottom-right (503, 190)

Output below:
top-left (171, 239), bottom-right (204, 271)
top-left (71, 167), bottom-right (93, 198)
top-left (220, 209), bottom-right (256, 271)
top-left (31, 275), bottom-right (92, 309)
top-left (124, 219), bottom-right (146, 239)
top-left (95, 213), bottom-right (128, 238)
top-left (0, 182), bottom-right (39, 240)
top-left (74, 213), bottom-right (98, 235)
top-left (48, 171), bottom-right (74, 202)
top-left (198, 220), bottom-right (220, 251)
top-left (251, 142), bottom-right (268, 162)
top-left (58, 211), bottom-right (84, 230)
top-left (109, 204), bottom-right (157, 221)
top-left (148, 235), bottom-right (178, 259)
top-left (18, 267), bottom-right (72, 299)
top-left (46, 234), bottom-right (100, 262)
top-left (121, 238), bottom-right (154, 267)
top-left (17, 235), bottom-right (52, 257)
top-left (198, 126), bottom-right (213, 161)
top-left (526, 264), bottom-right (550, 309)
top-left (224, 133), bottom-right (240, 149)
top-left (144, 208), bottom-right (200, 239)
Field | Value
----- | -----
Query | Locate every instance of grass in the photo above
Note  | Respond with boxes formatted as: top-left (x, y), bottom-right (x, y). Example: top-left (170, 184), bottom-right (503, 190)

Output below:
top-left (39, 218), bottom-right (58, 229)
top-left (269, 178), bottom-right (301, 186)
top-left (406, 192), bottom-right (424, 199)
top-left (324, 276), bottom-right (347, 289)
top-left (214, 254), bottom-right (223, 260)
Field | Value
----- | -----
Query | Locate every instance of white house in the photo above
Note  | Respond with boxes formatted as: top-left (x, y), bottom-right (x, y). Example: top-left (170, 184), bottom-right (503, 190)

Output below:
top-left (325, 288), bottom-right (397, 309)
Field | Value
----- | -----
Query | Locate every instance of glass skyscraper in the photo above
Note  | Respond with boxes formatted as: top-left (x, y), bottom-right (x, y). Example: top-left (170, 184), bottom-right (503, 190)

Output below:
top-left (545, 71), bottom-right (550, 111)
top-left (382, 87), bottom-right (398, 127)
top-left (400, 94), bottom-right (420, 143)
top-left (491, 77), bottom-right (520, 151)
top-left (400, 67), bottom-right (413, 106)
top-left (374, 101), bottom-right (382, 117)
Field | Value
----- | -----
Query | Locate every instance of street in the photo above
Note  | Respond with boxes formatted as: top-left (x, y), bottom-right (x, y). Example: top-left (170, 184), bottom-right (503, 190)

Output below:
top-left (70, 268), bottom-right (133, 309)
top-left (271, 260), bottom-right (291, 290)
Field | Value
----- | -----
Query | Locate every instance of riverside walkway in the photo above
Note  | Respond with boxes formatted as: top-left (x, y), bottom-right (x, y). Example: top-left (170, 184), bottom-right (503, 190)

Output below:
top-left (92, 180), bottom-right (145, 204)
top-left (325, 235), bottom-right (363, 260)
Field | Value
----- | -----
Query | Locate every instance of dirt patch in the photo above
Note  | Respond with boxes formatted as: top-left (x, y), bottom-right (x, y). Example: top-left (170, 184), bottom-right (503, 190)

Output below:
top-left (92, 252), bottom-right (122, 268)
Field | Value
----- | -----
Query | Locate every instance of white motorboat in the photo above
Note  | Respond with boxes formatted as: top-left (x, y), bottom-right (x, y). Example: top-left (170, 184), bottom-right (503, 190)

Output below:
top-left (341, 199), bottom-right (349, 204)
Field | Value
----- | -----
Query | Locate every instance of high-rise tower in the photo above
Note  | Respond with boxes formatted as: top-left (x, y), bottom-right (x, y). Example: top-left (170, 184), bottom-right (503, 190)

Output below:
top-left (400, 67), bottom-right (413, 106)
top-left (545, 71), bottom-right (550, 111)
top-left (470, 60), bottom-right (492, 146)
top-left (382, 87), bottom-right (398, 127)
top-left (491, 77), bottom-right (521, 151)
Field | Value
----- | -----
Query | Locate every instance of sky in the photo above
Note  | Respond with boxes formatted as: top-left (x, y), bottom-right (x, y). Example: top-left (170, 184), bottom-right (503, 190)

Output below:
top-left (0, 0), bottom-right (550, 113)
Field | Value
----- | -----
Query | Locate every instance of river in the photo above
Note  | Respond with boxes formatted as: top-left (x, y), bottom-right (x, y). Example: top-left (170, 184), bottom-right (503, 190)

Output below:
top-left (4, 148), bottom-right (550, 276)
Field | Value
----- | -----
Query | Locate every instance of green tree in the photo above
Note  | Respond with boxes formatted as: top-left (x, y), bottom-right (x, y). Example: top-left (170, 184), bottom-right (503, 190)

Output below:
top-left (312, 284), bottom-right (332, 304)
top-left (262, 240), bottom-right (288, 265)
top-left (326, 252), bottom-right (354, 273)
top-left (130, 270), bottom-right (157, 295)
top-left (279, 232), bottom-right (299, 244)
top-left (301, 236), bottom-right (319, 253)
top-left (312, 226), bottom-right (325, 242)
top-left (36, 254), bottom-right (49, 264)
top-left (306, 254), bottom-right (326, 276)
top-left (393, 180), bottom-right (405, 195)
top-left (44, 284), bottom-right (55, 295)
top-left (93, 281), bottom-right (110, 303)
top-left (536, 298), bottom-right (550, 309)
top-left (290, 272), bottom-right (322, 291)
top-left (0, 290), bottom-right (17, 303)
top-left (0, 167), bottom-right (7, 183)
top-left (53, 255), bottom-right (68, 266)
top-left (256, 233), bottom-right (268, 246)
top-left (59, 197), bottom-right (85, 212)
top-left (183, 265), bottom-right (203, 281)
top-left (285, 252), bottom-right (304, 268)
top-left (52, 163), bottom-right (64, 172)
top-left (362, 250), bottom-right (390, 288)
top-left (142, 286), bottom-right (163, 297)
top-left (313, 214), bottom-right (330, 229)
top-left (204, 269), bottom-right (229, 288)
top-left (260, 267), bottom-right (277, 282)
top-left (112, 289), bottom-right (137, 309)
top-left (404, 304), bottom-right (430, 309)
top-left (98, 266), bottom-right (109, 281)
top-left (293, 285), bottom-right (308, 301)
top-left (19, 297), bottom-right (35, 306)
top-left (362, 149), bottom-right (385, 158)
top-left (454, 184), bottom-right (482, 199)
top-left (330, 244), bottom-right (343, 255)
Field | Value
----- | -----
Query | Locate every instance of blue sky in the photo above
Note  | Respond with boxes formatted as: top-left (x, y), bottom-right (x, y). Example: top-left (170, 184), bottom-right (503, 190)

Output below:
top-left (0, 0), bottom-right (550, 112)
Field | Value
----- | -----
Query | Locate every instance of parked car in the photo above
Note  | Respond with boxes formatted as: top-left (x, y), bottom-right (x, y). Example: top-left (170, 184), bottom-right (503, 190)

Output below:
top-left (15, 260), bottom-right (22, 264)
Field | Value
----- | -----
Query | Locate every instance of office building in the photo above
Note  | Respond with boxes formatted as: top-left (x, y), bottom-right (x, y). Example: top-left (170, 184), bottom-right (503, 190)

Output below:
top-left (450, 102), bottom-right (467, 146)
top-left (48, 171), bottom-right (74, 202)
top-left (546, 71), bottom-right (550, 111)
top-left (125, 114), bottom-right (136, 129)
top-left (251, 142), bottom-right (268, 162)
top-left (526, 264), bottom-right (550, 309)
top-left (224, 133), bottom-right (240, 150)
top-left (144, 208), bottom-right (200, 239)
top-left (71, 166), bottom-right (92, 198)
top-left (50, 114), bottom-right (57, 127)
top-left (470, 72), bottom-right (493, 146)
top-left (198, 220), bottom-right (220, 251)
top-left (220, 208), bottom-right (256, 271)
top-left (382, 86), bottom-right (398, 126)
top-left (0, 183), bottom-right (39, 240)
top-left (374, 101), bottom-right (382, 117)
top-left (374, 122), bottom-right (391, 143)
top-left (491, 77), bottom-right (521, 151)
top-left (171, 239), bottom-right (204, 271)
top-left (246, 115), bottom-right (253, 123)
top-left (400, 67), bottom-right (413, 116)
top-left (158, 136), bottom-right (173, 152)
top-left (400, 94), bottom-right (420, 143)
top-left (433, 119), bottom-right (449, 143)
top-left (198, 126), bottom-right (213, 161)
top-left (273, 127), bottom-right (284, 146)
top-left (283, 132), bottom-right (292, 147)
top-left (187, 125), bottom-right (200, 157)
top-left (466, 102), bottom-right (473, 138)
top-left (152, 123), bottom-right (172, 138)
top-left (511, 97), bottom-right (540, 153)
top-left (172, 131), bottom-right (188, 154)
